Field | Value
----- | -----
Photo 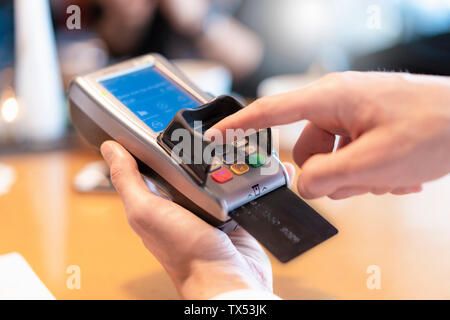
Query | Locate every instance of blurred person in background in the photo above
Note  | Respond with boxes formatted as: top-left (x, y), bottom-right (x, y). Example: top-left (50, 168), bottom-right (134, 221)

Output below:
top-left (28, 0), bottom-right (450, 99)
top-left (51, 0), bottom-right (263, 81)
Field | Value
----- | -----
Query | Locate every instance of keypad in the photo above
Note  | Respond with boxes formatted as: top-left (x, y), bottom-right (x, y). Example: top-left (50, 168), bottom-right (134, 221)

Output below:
top-left (248, 153), bottom-right (266, 168)
top-left (230, 163), bottom-right (250, 176)
top-left (211, 168), bottom-right (233, 183)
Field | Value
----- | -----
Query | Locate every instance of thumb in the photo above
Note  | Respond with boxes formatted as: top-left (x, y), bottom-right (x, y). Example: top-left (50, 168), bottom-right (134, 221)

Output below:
top-left (297, 126), bottom-right (400, 199)
top-left (100, 141), bottom-right (210, 236)
top-left (100, 141), bottom-right (152, 206)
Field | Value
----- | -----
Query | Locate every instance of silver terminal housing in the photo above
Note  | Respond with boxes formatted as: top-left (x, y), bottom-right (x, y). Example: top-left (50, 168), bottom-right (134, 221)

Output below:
top-left (69, 54), bottom-right (288, 223)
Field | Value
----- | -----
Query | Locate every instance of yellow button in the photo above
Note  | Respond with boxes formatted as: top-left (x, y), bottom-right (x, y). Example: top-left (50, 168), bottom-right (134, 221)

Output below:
top-left (230, 163), bottom-right (249, 175)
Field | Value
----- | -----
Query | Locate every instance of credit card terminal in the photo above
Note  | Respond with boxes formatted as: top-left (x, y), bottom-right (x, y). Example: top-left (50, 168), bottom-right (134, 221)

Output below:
top-left (69, 54), bottom-right (337, 262)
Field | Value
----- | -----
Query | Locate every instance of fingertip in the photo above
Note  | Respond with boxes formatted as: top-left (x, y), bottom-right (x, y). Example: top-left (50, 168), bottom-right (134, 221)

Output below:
top-left (370, 187), bottom-right (391, 195)
top-left (100, 140), bottom-right (118, 150)
top-left (204, 127), bottom-right (225, 145)
top-left (391, 185), bottom-right (423, 195)
top-left (207, 97), bottom-right (269, 136)
top-left (203, 128), bottom-right (215, 141)
top-left (101, 140), bottom-right (134, 165)
top-left (100, 140), bottom-right (115, 165)
top-left (297, 175), bottom-right (315, 199)
top-left (207, 116), bottom-right (236, 138)
top-left (296, 155), bottom-right (332, 199)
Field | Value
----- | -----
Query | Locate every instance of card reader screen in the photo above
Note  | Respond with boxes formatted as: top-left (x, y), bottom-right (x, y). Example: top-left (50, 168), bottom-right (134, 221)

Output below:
top-left (99, 66), bottom-right (200, 132)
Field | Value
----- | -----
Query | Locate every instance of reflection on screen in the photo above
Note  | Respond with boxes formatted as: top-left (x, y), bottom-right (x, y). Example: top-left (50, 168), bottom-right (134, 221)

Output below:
top-left (99, 67), bottom-right (200, 132)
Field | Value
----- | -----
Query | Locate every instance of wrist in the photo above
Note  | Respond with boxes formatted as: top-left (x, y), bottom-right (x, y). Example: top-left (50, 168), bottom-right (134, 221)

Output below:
top-left (174, 260), bottom-right (264, 300)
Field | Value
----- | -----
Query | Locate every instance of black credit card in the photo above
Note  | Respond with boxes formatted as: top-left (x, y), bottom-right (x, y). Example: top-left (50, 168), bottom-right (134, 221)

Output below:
top-left (229, 187), bottom-right (338, 263)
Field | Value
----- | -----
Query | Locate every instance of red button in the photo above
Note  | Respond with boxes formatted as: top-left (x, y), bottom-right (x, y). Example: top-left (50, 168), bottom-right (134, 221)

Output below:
top-left (211, 168), bottom-right (233, 183)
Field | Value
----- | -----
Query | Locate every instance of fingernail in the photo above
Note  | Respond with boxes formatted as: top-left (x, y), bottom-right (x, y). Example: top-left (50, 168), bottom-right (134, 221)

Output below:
top-left (100, 142), bottom-right (114, 165)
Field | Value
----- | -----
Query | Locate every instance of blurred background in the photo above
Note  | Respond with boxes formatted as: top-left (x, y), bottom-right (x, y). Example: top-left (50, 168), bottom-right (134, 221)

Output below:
top-left (0, 0), bottom-right (450, 300)
top-left (1, 0), bottom-right (449, 154)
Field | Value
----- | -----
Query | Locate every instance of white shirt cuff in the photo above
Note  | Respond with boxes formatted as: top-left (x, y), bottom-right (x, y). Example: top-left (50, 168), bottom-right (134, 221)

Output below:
top-left (211, 289), bottom-right (282, 300)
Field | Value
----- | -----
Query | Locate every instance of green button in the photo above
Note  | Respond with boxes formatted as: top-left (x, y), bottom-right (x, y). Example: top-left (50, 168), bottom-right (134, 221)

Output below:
top-left (248, 153), bottom-right (266, 168)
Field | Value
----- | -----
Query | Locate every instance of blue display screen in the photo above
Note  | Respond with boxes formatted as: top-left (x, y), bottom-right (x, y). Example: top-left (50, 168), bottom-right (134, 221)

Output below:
top-left (100, 66), bottom-right (200, 132)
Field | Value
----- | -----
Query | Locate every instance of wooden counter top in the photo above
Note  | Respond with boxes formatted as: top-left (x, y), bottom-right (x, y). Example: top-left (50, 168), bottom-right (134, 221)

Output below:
top-left (0, 149), bottom-right (449, 299)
